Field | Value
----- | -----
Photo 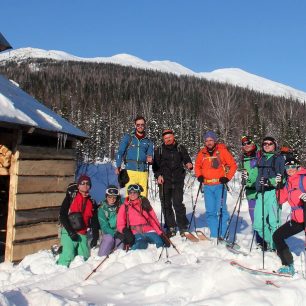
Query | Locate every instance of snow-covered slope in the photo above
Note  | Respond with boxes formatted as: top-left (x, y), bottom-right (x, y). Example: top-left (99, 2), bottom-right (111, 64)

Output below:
top-left (1, 47), bottom-right (306, 102)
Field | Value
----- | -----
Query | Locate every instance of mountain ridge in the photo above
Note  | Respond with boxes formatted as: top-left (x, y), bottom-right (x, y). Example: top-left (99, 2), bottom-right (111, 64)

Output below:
top-left (0, 47), bottom-right (305, 102)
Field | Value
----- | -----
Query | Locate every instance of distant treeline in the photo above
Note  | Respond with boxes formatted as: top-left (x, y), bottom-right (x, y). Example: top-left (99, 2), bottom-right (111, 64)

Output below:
top-left (1, 59), bottom-right (306, 163)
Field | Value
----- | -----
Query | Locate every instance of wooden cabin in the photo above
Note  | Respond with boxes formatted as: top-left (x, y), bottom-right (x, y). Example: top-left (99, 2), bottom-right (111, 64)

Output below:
top-left (0, 75), bottom-right (86, 262)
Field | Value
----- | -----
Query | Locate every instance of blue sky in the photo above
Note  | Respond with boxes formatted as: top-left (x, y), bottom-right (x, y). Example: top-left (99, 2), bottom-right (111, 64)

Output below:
top-left (2, 0), bottom-right (306, 91)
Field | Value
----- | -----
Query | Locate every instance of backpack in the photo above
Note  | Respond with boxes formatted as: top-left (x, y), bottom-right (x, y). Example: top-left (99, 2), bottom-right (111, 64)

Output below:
top-left (122, 134), bottom-right (133, 164)
top-left (155, 143), bottom-right (183, 166)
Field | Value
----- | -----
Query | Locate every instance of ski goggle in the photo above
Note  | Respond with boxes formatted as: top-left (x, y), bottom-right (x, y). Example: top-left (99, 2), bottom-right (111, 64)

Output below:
top-left (127, 184), bottom-right (141, 193)
top-left (242, 140), bottom-right (252, 146)
top-left (285, 165), bottom-right (299, 170)
top-left (106, 188), bottom-right (119, 196)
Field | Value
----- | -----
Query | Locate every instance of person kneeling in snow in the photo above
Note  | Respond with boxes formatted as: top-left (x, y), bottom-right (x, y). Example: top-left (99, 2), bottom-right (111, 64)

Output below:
top-left (273, 157), bottom-right (306, 275)
top-left (57, 175), bottom-right (94, 267)
top-left (97, 185), bottom-right (123, 256)
top-left (116, 184), bottom-right (170, 250)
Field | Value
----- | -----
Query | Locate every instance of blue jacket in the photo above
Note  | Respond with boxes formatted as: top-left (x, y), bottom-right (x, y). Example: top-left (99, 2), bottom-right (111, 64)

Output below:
top-left (255, 151), bottom-right (285, 192)
top-left (116, 132), bottom-right (154, 171)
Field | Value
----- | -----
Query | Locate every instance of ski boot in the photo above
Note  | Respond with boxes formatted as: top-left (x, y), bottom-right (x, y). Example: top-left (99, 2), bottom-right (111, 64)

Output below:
top-left (277, 264), bottom-right (295, 276)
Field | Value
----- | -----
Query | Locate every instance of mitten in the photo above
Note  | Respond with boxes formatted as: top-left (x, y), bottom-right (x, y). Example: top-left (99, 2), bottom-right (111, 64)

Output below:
top-left (219, 177), bottom-right (229, 184)
top-left (197, 176), bottom-right (204, 183)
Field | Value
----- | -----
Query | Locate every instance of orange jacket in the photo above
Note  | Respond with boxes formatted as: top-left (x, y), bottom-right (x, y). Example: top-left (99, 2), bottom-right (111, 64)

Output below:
top-left (195, 143), bottom-right (237, 185)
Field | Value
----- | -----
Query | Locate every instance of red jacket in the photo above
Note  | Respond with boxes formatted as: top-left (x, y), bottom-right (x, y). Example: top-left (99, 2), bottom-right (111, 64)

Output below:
top-left (117, 197), bottom-right (162, 235)
top-left (195, 143), bottom-right (237, 185)
top-left (69, 192), bottom-right (93, 234)
top-left (279, 167), bottom-right (306, 223)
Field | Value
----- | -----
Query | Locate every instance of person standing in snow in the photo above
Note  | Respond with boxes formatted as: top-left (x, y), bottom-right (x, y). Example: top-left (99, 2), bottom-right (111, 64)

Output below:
top-left (253, 136), bottom-right (285, 250)
top-left (115, 116), bottom-right (153, 197)
top-left (97, 185), bottom-right (123, 256)
top-left (116, 184), bottom-right (170, 250)
top-left (153, 129), bottom-right (193, 237)
top-left (57, 175), bottom-right (94, 267)
top-left (195, 131), bottom-right (237, 240)
top-left (240, 135), bottom-right (263, 246)
top-left (273, 157), bottom-right (306, 275)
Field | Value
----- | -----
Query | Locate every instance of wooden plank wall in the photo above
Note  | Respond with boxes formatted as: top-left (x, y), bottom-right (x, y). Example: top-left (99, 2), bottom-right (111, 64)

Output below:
top-left (5, 145), bottom-right (76, 262)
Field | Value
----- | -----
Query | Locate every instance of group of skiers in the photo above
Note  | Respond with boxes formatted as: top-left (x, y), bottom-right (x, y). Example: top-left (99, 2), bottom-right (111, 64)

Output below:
top-left (57, 115), bottom-right (306, 276)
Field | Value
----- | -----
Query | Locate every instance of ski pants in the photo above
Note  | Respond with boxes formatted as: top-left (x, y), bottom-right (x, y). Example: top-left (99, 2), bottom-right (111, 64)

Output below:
top-left (253, 189), bottom-right (280, 248)
top-left (203, 184), bottom-right (228, 238)
top-left (159, 182), bottom-right (189, 231)
top-left (57, 228), bottom-right (90, 267)
top-left (98, 234), bottom-right (123, 257)
top-left (247, 198), bottom-right (262, 244)
top-left (273, 220), bottom-right (303, 266)
top-left (127, 170), bottom-right (148, 197)
top-left (132, 232), bottom-right (163, 250)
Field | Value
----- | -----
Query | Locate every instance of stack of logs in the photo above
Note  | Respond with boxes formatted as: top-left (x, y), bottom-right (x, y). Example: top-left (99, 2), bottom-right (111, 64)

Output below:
top-left (0, 145), bottom-right (12, 170)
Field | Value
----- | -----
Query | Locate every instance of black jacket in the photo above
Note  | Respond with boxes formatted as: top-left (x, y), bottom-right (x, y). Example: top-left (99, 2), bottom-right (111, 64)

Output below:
top-left (153, 142), bottom-right (192, 185)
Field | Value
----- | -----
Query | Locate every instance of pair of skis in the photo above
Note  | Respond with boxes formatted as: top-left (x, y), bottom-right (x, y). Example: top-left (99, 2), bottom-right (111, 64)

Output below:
top-left (181, 230), bottom-right (210, 242)
top-left (230, 260), bottom-right (292, 288)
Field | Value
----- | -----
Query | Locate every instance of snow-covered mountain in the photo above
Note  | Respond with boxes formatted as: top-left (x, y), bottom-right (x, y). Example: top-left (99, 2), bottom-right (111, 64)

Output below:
top-left (1, 47), bottom-right (306, 102)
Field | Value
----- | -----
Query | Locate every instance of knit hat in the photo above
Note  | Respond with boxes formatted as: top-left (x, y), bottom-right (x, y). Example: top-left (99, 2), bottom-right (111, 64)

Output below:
top-left (77, 174), bottom-right (91, 187)
top-left (241, 135), bottom-right (253, 146)
top-left (203, 131), bottom-right (217, 141)
top-left (162, 129), bottom-right (174, 137)
top-left (262, 136), bottom-right (277, 149)
top-left (285, 157), bottom-right (300, 167)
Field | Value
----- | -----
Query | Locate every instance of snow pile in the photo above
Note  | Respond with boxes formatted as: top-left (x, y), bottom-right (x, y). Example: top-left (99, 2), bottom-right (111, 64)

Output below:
top-left (0, 74), bottom-right (86, 138)
top-left (0, 173), bottom-right (306, 305)
top-left (1, 47), bottom-right (306, 102)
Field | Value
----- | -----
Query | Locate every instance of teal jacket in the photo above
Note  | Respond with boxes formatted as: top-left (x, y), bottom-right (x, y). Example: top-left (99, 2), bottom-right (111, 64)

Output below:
top-left (240, 152), bottom-right (258, 200)
top-left (98, 200), bottom-right (121, 236)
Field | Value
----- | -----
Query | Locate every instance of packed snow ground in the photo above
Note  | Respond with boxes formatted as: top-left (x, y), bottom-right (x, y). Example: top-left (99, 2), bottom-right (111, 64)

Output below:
top-left (1, 172), bottom-right (306, 306)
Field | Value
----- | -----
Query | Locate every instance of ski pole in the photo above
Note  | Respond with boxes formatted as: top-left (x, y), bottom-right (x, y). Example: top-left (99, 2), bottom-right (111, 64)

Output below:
top-left (85, 240), bottom-right (123, 280)
top-left (217, 183), bottom-right (226, 244)
top-left (231, 185), bottom-right (245, 246)
top-left (249, 230), bottom-right (256, 253)
top-left (188, 182), bottom-right (202, 229)
top-left (224, 183), bottom-right (245, 240)
top-left (129, 205), bottom-right (181, 254)
top-left (261, 179), bottom-right (265, 269)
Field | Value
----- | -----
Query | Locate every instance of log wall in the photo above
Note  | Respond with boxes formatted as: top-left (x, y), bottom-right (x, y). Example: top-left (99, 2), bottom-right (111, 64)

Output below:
top-left (5, 145), bottom-right (76, 262)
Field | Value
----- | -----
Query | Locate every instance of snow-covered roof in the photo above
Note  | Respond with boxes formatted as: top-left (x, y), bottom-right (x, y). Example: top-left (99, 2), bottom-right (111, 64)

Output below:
top-left (0, 74), bottom-right (86, 138)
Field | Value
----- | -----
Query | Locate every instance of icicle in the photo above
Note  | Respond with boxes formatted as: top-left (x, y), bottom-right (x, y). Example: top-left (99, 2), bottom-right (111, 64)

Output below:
top-left (56, 133), bottom-right (67, 151)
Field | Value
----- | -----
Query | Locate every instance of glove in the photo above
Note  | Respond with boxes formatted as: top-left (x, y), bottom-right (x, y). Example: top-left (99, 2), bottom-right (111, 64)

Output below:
top-left (68, 231), bottom-right (79, 242)
top-left (241, 170), bottom-right (248, 180)
top-left (160, 233), bottom-right (171, 248)
top-left (197, 176), bottom-right (204, 183)
top-left (275, 174), bottom-right (282, 184)
top-left (219, 177), bottom-right (229, 184)
top-left (90, 239), bottom-right (98, 248)
top-left (123, 227), bottom-right (135, 246)
top-left (299, 193), bottom-right (306, 202)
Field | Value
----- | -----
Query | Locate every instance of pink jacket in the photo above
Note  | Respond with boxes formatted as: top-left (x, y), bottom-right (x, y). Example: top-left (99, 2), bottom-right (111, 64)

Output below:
top-left (117, 197), bottom-right (162, 235)
top-left (279, 167), bottom-right (306, 223)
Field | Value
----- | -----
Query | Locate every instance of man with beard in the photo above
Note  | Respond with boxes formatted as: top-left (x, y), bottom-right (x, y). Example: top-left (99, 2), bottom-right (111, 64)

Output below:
top-left (115, 116), bottom-right (153, 196)
top-left (195, 131), bottom-right (237, 241)
top-left (153, 129), bottom-right (193, 237)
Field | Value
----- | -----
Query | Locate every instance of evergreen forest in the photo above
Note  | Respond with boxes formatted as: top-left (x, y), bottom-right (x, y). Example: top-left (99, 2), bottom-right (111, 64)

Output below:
top-left (0, 59), bottom-right (305, 163)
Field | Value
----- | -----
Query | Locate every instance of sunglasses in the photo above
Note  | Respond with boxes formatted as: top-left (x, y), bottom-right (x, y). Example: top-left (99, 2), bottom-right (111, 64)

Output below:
top-left (106, 187), bottom-right (119, 196)
top-left (136, 124), bottom-right (145, 127)
top-left (263, 142), bottom-right (274, 146)
top-left (285, 165), bottom-right (299, 170)
top-left (127, 184), bottom-right (141, 193)
top-left (79, 181), bottom-right (90, 186)
top-left (242, 141), bottom-right (252, 146)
